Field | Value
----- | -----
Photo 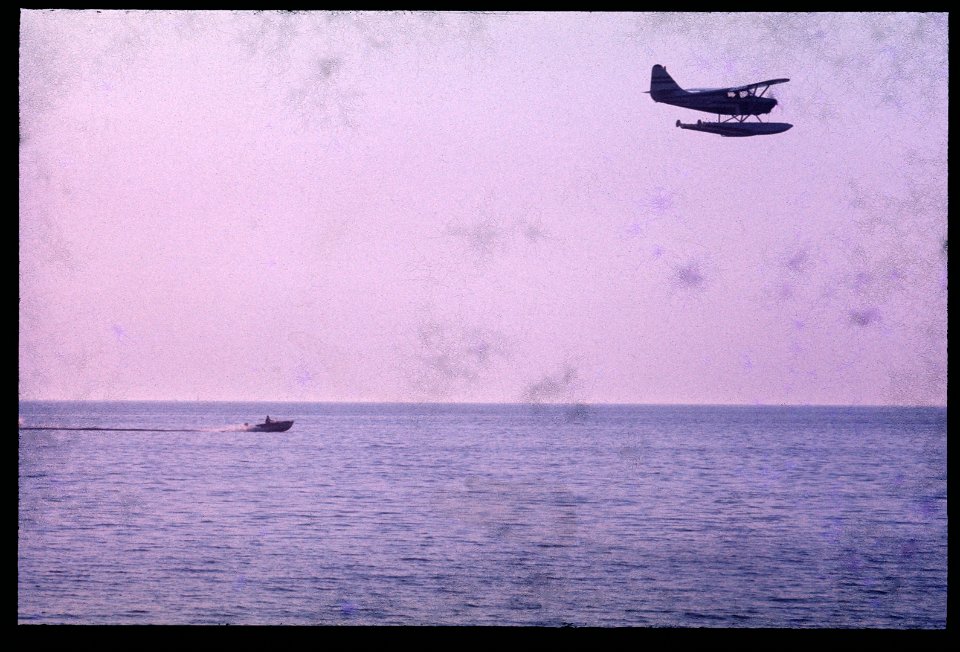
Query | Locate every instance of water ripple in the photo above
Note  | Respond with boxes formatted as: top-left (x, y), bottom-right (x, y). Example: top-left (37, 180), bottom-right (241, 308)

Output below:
top-left (18, 402), bottom-right (946, 627)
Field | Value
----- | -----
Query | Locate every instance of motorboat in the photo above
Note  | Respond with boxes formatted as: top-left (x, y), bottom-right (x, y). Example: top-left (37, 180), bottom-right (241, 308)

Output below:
top-left (245, 418), bottom-right (294, 432)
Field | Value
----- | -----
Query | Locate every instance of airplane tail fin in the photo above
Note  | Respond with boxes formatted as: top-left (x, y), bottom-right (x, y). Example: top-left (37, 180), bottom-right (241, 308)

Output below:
top-left (649, 65), bottom-right (685, 101)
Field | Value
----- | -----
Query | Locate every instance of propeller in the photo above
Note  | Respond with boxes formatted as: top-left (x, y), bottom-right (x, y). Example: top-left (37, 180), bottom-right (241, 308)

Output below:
top-left (769, 91), bottom-right (785, 116)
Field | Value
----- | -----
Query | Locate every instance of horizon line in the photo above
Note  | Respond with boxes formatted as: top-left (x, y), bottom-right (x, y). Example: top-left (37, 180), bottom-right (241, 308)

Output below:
top-left (16, 399), bottom-right (947, 409)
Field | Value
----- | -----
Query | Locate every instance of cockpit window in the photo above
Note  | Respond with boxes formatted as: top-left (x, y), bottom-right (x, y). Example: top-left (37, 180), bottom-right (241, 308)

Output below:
top-left (727, 91), bottom-right (736, 98)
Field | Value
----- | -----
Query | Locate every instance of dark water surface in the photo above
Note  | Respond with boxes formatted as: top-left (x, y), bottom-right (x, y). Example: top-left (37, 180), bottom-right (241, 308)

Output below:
top-left (18, 402), bottom-right (946, 626)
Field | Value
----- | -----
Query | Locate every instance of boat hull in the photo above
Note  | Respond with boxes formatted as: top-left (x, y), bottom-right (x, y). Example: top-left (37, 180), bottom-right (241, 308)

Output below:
top-left (246, 420), bottom-right (294, 432)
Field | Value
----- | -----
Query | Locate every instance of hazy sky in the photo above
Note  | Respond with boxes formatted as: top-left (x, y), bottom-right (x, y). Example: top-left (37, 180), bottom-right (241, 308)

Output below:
top-left (19, 11), bottom-right (947, 405)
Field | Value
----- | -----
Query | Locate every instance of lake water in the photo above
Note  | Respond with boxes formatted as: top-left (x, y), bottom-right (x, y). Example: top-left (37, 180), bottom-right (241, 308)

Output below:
top-left (17, 401), bottom-right (947, 626)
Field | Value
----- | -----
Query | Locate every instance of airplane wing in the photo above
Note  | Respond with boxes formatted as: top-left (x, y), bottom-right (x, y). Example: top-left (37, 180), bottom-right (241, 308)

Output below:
top-left (728, 78), bottom-right (790, 93)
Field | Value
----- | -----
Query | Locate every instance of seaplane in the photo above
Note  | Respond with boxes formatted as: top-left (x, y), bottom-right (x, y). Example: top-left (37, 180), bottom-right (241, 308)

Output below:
top-left (648, 64), bottom-right (792, 137)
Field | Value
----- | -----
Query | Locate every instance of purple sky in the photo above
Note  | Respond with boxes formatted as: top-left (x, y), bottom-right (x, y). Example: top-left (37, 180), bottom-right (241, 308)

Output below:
top-left (19, 11), bottom-right (947, 405)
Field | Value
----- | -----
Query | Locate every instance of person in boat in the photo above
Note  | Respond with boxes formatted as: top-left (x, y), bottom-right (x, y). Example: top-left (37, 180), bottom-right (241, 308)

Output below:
top-left (265, 415), bottom-right (271, 424)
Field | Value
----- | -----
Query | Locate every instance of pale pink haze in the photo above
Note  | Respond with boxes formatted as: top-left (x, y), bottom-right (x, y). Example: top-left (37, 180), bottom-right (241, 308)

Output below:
top-left (19, 11), bottom-right (947, 405)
